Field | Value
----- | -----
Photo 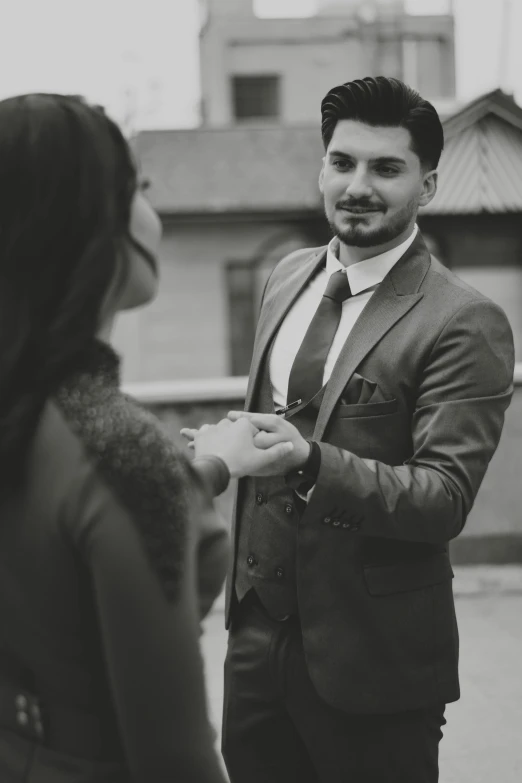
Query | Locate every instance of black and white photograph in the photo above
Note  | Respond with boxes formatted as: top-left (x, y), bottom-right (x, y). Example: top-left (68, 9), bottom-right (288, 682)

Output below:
top-left (0, 0), bottom-right (521, 780)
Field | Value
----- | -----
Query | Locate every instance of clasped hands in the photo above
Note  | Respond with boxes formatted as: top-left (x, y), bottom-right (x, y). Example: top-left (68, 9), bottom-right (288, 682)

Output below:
top-left (180, 412), bottom-right (311, 479)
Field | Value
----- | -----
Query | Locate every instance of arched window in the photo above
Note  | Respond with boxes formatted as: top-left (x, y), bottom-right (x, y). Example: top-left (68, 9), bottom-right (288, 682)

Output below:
top-left (226, 231), bottom-right (312, 375)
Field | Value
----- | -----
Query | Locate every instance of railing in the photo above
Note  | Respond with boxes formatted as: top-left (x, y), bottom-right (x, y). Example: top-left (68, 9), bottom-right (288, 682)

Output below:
top-left (123, 364), bottom-right (522, 405)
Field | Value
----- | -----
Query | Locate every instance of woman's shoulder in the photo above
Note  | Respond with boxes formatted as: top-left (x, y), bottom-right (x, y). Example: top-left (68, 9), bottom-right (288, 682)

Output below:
top-left (49, 342), bottom-right (195, 599)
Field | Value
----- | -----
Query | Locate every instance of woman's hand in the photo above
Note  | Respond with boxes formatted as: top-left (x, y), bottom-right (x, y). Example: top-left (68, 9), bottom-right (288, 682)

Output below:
top-left (181, 417), bottom-right (295, 479)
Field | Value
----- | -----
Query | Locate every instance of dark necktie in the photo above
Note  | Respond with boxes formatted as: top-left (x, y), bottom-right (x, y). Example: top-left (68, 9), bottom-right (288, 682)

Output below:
top-left (287, 269), bottom-right (352, 407)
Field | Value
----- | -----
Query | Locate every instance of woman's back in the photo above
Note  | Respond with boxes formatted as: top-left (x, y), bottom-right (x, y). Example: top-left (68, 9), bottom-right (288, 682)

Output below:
top-left (0, 341), bottom-right (228, 781)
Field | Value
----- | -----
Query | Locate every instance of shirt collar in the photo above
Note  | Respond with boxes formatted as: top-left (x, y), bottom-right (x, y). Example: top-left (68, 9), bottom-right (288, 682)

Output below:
top-left (326, 224), bottom-right (418, 296)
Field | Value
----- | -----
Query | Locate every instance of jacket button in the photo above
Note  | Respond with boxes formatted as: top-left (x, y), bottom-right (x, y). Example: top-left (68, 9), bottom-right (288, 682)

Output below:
top-left (285, 503), bottom-right (293, 515)
top-left (247, 555), bottom-right (256, 567)
top-left (255, 493), bottom-right (264, 505)
top-left (322, 517), bottom-right (331, 525)
top-left (332, 519), bottom-right (341, 527)
top-left (275, 567), bottom-right (284, 579)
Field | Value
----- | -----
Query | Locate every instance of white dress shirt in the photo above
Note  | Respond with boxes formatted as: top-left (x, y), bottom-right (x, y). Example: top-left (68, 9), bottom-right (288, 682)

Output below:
top-left (270, 225), bottom-right (418, 409)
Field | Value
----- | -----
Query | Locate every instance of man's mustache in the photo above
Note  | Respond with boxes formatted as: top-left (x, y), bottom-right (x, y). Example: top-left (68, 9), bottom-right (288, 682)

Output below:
top-left (335, 200), bottom-right (384, 211)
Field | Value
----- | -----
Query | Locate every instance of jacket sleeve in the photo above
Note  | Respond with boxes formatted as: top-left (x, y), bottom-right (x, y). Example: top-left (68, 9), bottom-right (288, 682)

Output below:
top-left (307, 299), bottom-right (515, 544)
top-left (190, 459), bottom-right (230, 620)
top-left (78, 477), bottom-right (228, 783)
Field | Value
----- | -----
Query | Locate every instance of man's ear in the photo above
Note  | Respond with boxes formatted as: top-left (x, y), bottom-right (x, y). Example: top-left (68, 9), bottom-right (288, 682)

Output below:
top-left (318, 157), bottom-right (326, 194)
top-left (419, 169), bottom-right (438, 208)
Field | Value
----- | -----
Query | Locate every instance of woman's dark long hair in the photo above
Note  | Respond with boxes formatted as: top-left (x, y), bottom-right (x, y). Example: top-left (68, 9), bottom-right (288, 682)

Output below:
top-left (0, 93), bottom-right (138, 489)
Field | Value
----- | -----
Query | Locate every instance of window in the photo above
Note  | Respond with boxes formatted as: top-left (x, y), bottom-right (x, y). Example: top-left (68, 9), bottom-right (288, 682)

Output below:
top-left (226, 261), bottom-right (257, 376)
top-left (232, 75), bottom-right (281, 121)
top-left (225, 232), bottom-right (321, 375)
top-left (402, 37), bottom-right (450, 98)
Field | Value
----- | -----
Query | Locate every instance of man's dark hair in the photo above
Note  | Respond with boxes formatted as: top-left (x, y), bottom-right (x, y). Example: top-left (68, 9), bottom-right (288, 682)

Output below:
top-left (321, 76), bottom-right (444, 170)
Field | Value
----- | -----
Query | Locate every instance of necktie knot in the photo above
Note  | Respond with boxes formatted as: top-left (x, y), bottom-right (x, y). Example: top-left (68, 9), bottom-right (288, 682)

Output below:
top-left (323, 270), bottom-right (352, 303)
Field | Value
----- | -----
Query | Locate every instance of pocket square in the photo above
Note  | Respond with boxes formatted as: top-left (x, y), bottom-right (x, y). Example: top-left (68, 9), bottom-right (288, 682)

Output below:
top-left (339, 373), bottom-right (378, 405)
top-left (367, 384), bottom-right (388, 404)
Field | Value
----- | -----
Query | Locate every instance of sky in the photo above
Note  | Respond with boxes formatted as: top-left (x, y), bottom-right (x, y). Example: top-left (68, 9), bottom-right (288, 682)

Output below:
top-left (0, 0), bottom-right (520, 132)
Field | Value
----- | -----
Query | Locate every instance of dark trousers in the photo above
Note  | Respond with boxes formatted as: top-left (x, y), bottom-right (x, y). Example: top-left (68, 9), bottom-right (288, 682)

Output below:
top-left (222, 591), bottom-right (446, 783)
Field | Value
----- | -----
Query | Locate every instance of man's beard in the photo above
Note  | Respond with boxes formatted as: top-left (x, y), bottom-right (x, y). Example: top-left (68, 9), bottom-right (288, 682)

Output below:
top-left (327, 196), bottom-right (418, 248)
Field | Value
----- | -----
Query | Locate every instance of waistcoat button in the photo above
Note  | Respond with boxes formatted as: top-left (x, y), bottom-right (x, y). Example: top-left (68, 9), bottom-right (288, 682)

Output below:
top-left (247, 555), bottom-right (256, 567)
top-left (285, 503), bottom-right (293, 515)
top-left (275, 567), bottom-right (284, 579)
top-left (255, 493), bottom-right (264, 505)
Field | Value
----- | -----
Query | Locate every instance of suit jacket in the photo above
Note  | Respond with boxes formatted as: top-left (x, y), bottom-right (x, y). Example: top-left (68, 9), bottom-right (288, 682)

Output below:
top-left (226, 232), bottom-right (515, 714)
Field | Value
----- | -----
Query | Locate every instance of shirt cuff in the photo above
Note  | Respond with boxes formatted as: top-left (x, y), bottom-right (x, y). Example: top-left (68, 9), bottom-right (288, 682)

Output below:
top-left (285, 440), bottom-right (321, 496)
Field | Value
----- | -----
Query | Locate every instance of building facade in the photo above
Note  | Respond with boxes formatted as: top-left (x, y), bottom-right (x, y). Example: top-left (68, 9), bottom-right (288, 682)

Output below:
top-left (116, 4), bottom-right (521, 385)
top-left (199, 0), bottom-right (455, 127)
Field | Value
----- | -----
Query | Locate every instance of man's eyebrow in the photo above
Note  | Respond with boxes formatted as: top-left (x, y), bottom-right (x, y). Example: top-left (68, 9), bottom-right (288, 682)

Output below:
top-left (327, 150), bottom-right (353, 159)
top-left (327, 151), bottom-right (407, 166)
top-left (371, 156), bottom-right (407, 166)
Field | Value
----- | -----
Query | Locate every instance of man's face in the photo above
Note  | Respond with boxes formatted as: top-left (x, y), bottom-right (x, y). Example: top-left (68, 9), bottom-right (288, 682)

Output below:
top-left (319, 120), bottom-right (437, 248)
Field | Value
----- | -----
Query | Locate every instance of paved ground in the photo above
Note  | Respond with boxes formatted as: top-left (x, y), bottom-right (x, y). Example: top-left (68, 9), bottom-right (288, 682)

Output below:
top-left (200, 567), bottom-right (522, 782)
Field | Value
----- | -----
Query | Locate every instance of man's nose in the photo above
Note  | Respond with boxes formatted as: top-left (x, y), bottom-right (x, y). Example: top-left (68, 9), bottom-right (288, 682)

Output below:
top-left (344, 166), bottom-right (372, 198)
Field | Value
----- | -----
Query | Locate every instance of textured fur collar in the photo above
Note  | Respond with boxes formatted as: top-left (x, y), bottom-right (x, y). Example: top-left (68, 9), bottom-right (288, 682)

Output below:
top-left (54, 339), bottom-right (192, 601)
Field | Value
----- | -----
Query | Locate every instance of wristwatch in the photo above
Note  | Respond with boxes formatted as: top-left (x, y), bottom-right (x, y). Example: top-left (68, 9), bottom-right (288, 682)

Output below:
top-left (285, 440), bottom-right (321, 495)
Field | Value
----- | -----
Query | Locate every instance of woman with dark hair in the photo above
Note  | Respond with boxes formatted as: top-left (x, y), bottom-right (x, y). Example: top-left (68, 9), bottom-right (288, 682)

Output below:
top-left (0, 93), bottom-right (292, 782)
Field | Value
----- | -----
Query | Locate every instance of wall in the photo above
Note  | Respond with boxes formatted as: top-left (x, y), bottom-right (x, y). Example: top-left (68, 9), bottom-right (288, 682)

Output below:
top-left (112, 216), bottom-right (326, 384)
top-left (200, 15), bottom-right (362, 127)
top-left (200, 12), bottom-right (454, 126)
top-left (419, 213), bottom-right (522, 361)
top-left (228, 38), bottom-right (364, 125)
top-left (126, 373), bottom-right (522, 565)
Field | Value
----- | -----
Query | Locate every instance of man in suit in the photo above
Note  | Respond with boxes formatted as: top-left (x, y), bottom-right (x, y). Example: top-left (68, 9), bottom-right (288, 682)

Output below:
top-left (188, 76), bottom-right (515, 782)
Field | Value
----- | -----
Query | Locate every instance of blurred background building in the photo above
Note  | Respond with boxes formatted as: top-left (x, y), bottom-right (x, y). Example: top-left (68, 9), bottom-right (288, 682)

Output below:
top-left (117, 0), bottom-right (522, 385)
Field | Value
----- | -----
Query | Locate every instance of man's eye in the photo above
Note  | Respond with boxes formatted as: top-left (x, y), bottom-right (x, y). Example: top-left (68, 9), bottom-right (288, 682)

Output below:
top-left (377, 167), bottom-right (398, 176)
top-left (332, 160), bottom-right (352, 170)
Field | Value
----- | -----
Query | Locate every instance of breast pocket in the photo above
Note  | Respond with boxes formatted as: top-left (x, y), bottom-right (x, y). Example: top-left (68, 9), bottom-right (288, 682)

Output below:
top-left (336, 398), bottom-right (398, 419)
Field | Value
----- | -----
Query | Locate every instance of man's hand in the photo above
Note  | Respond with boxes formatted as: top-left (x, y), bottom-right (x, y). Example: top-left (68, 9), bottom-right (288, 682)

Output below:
top-left (180, 417), bottom-right (296, 479)
top-left (226, 411), bottom-right (311, 475)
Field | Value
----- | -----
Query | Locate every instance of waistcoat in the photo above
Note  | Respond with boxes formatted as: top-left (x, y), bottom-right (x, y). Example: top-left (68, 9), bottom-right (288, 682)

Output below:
top-left (235, 341), bottom-right (323, 620)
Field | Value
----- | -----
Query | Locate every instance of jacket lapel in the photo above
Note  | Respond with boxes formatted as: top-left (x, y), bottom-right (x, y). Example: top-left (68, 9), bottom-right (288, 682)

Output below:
top-left (245, 248), bottom-right (327, 411)
top-left (313, 233), bottom-right (431, 439)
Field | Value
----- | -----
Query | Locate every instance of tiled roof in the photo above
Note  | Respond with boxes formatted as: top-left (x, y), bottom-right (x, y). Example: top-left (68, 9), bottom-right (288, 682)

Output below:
top-left (421, 90), bottom-right (522, 214)
top-left (422, 115), bottom-right (522, 214)
top-left (133, 126), bottom-right (325, 214)
top-left (135, 90), bottom-right (522, 216)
